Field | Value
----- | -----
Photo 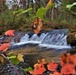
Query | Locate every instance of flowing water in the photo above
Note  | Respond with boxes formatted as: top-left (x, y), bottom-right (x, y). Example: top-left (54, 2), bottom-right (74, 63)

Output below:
top-left (0, 29), bottom-right (71, 71)
top-left (39, 29), bottom-right (71, 49)
top-left (10, 29), bottom-right (71, 49)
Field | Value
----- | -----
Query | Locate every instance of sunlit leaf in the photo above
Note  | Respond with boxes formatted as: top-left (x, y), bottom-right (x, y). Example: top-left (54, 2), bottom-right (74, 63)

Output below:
top-left (17, 8), bottom-right (32, 16)
top-left (8, 56), bottom-right (16, 59)
top-left (36, 7), bottom-right (47, 20)
top-left (66, 5), bottom-right (73, 10)
top-left (66, 2), bottom-right (76, 10)
top-left (7, 52), bottom-right (19, 65)
top-left (36, 3), bottom-right (54, 20)
top-left (17, 53), bottom-right (24, 62)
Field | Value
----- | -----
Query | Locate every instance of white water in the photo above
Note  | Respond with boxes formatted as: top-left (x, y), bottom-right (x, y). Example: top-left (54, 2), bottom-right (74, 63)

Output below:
top-left (11, 29), bottom-right (71, 49)
top-left (0, 29), bottom-right (71, 49)
top-left (39, 44), bottom-right (71, 49)
top-left (39, 34), bottom-right (71, 49)
top-left (12, 33), bottom-right (48, 46)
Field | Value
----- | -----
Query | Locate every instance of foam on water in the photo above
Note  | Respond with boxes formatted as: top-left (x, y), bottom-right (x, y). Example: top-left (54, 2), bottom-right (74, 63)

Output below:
top-left (39, 44), bottom-right (71, 49)
top-left (38, 29), bottom-right (71, 49)
top-left (12, 33), bottom-right (47, 46)
top-left (0, 29), bottom-right (72, 49)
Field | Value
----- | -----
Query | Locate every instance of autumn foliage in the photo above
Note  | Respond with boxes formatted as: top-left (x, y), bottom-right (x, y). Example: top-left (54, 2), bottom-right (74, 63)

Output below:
top-left (32, 18), bottom-right (43, 34)
top-left (4, 30), bottom-right (15, 37)
top-left (29, 52), bottom-right (76, 75)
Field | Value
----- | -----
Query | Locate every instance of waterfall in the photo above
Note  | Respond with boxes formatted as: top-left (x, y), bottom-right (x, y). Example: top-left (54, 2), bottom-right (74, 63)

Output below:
top-left (0, 29), bottom-right (71, 49)
top-left (12, 33), bottom-right (47, 46)
top-left (39, 29), bottom-right (71, 49)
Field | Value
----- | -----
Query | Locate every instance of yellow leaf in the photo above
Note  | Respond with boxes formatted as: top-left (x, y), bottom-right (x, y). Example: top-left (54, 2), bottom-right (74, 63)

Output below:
top-left (17, 54), bottom-right (24, 62)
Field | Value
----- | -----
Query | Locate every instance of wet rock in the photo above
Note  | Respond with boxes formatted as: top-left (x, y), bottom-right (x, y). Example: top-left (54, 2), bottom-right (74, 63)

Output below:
top-left (0, 62), bottom-right (25, 75)
top-left (66, 32), bottom-right (76, 47)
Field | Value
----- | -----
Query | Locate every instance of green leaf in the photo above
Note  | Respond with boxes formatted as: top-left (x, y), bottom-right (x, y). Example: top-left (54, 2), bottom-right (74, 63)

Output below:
top-left (66, 2), bottom-right (76, 10)
top-left (7, 52), bottom-right (19, 65)
top-left (8, 56), bottom-right (19, 65)
top-left (72, 2), bottom-right (76, 6)
top-left (10, 58), bottom-right (19, 65)
top-left (36, 3), bottom-right (54, 20)
top-left (7, 56), bottom-right (16, 59)
top-left (66, 5), bottom-right (73, 10)
top-left (13, 11), bottom-right (18, 15)
top-left (36, 7), bottom-right (47, 20)
top-left (18, 9), bottom-right (24, 13)
top-left (13, 8), bottom-right (24, 15)
top-left (23, 67), bottom-right (33, 72)
top-left (17, 8), bottom-right (32, 16)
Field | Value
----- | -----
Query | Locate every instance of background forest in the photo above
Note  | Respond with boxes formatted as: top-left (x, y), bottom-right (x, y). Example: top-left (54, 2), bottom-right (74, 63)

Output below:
top-left (0, 0), bottom-right (76, 34)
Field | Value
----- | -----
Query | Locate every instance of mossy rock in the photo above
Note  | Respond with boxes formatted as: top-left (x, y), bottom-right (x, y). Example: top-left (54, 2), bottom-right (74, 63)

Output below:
top-left (66, 32), bottom-right (76, 47)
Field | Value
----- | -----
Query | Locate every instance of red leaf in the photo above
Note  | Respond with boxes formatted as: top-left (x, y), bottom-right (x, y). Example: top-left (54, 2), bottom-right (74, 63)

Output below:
top-left (47, 62), bottom-right (58, 72)
top-left (4, 30), bottom-right (15, 36)
top-left (61, 64), bottom-right (76, 74)
top-left (32, 63), bottom-right (46, 75)
top-left (0, 43), bottom-right (11, 52)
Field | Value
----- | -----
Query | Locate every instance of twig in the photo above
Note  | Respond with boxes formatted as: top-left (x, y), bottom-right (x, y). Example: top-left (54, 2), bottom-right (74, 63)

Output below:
top-left (1, 54), bottom-right (20, 75)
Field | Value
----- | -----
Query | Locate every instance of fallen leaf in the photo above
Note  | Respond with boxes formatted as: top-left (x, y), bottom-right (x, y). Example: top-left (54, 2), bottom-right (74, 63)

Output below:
top-left (17, 53), bottom-right (24, 62)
